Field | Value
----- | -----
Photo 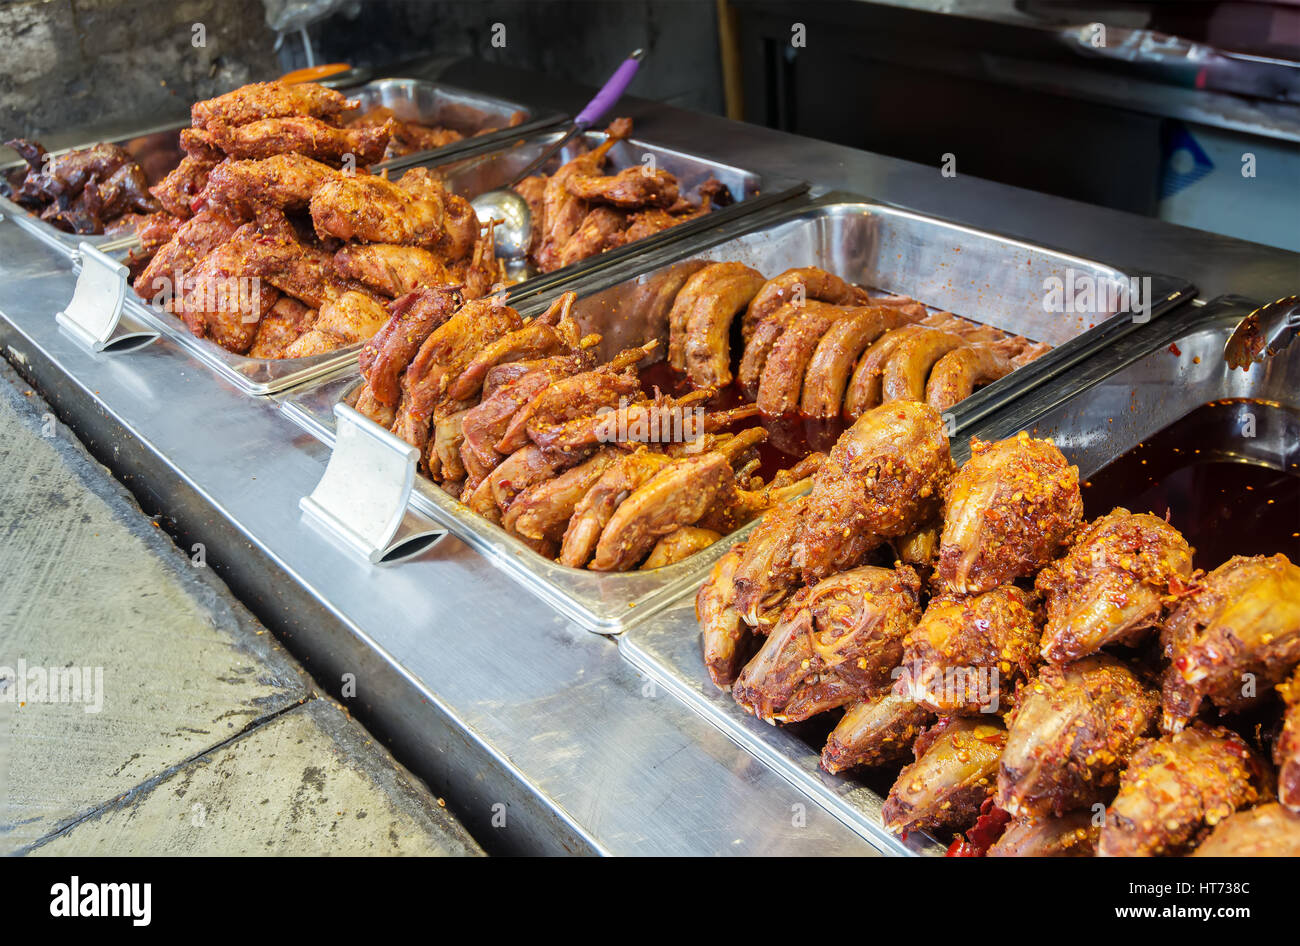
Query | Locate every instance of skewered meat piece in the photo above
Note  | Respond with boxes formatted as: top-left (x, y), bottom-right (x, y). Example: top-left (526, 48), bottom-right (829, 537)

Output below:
top-left (986, 811), bottom-right (1100, 857)
top-left (1278, 667), bottom-right (1300, 813)
top-left (465, 443), bottom-right (592, 523)
top-left (643, 526), bottom-right (723, 570)
top-left (896, 586), bottom-right (1041, 716)
top-left (926, 345), bottom-right (1012, 412)
top-left (793, 400), bottom-right (953, 583)
top-left (937, 432), bottom-right (1083, 594)
top-left (282, 290), bottom-right (390, 359)
top-left (882, 716), bottom-right (1007, 835)
top-left (732, 564), bottom-right (923, 723)
top-left (880, 329), bottom-right (965, 403)
top-left (1191, 802), bottom-right (1300, 856)
top-left (821, 692), bottom-right (934, 773)
top-left (1161, 553), bottom-right (1300, 730)
top-left (997, 655), bottom-right (1158, 818)
top-left (200, 153), bottom-right (340, 216)
top-left (741, 267), bottom-right (869, 342)
top-left (310, 167), bottom-right (450, 245)
top-left (205, 115), bottom-right (393, 166)
top-left (191, 81), bottom-right (356, 133)
top-left (357, 286), bottom-right (464, 416)
top-left (801, 306), bottom-right (921, 418)
top-left (666, 262), bottom-right (765, 384)
top-left (1099, 724), bottom-right (1274, 857)
top-left (1036, 508), bottom-right (1194, 665)
top-left (697, 546), bottom-right (752, 687)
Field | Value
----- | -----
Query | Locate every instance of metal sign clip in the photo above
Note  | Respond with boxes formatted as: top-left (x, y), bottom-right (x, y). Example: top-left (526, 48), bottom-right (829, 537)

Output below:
top-left (56, 242), bottom-right (158, 353)
top-left (300, 404), bottom-right (446, 564)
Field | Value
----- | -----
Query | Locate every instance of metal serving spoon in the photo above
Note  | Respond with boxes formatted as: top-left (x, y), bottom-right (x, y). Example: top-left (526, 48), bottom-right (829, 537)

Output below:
top-left (1223, 294), bottom-right (1300, 370)
top-left (471, 49), bottom-right (644, 261)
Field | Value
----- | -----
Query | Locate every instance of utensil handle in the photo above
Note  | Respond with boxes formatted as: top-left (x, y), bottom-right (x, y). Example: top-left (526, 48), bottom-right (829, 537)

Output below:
top-left (575, 49), bottom-right (643, 129)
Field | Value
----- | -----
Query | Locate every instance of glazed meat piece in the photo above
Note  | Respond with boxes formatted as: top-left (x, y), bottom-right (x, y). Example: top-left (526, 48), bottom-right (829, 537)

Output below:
top-left (248, 297), bottom-right (317, 359)
top-left (358, 287), bottom-right (463, 414)
top-left (310, 167), bottom-right (449, 245)
top-left (567, 164), bottom-right (679, 208)
top-left (1161, 553), bottom-right (1300, 730)
top-left (88, 161), bottom-right (162, 219)
top-left (667, 262), bottom-right (765, 386)
top-left (533, 120), bottom-right (630, 273)
top-left (732, 564), bottom-right (922, 723)
top-left (896, 586), bottom-right (1041, 716)
top-left (842, 325), bottom-right (926, 418)
top-left (447, 292), bottom-right (581, 402)
top-left (134, 208), bottom-right (241, 301)
top-left (465, 444), bottom-right (591, 523)
top-left (997, 655), bottom-right (1158, 818)
top-left (191, 81), bottom-right (356, 133)
top-left (697, 546), bottom-right (752, 688)
top-left (559, 447), bottom-right (672, 568)
top-left (556, 206), bottom-right (627, 269)
top-left (201, 153), bottom-right (340, 217)
top-left (206, 115), bottom-right (392, 165)
top-left (151, 154), bottom-right (218, 218)
top-left (235, 209), bottom-right (349, 308)
top-left (937, 432), bottom-right (1083, 594)
top-left (1036, 508), bottom-right (1194, 665)
top-left (987, 811), bottom-right (1100, 857)
top-left (1191, 803), bottom-right (1300, 856)
top-left (173, 220), bottom-right (281, 351)
top-left (756, 304), bottom-right (852, 416)
top-left (880, 329), bottom-right (965, 403)
top-left (793, 400), bottom-right (953, 583)
top-left (1099, 724), bottom-right (1274, 857)
top-left (741, 267), bottom-right (869, 342)
top-left (503, 447), bottom-right (622, 542)
top-left (282, 290), bottom-right (389, 359)
top-left (801, 306), bottom-right (919, 419)
top-left (8, 140), bottom-right (128, 202)
top-left (821, 692), bottom-right (933, 774)
top-left (643, 526), bottom-right (722, 570)
top-left (926, 346), bottom-right (1012, 412)
top-left (1278, 668), bottom-right (1300, 813)
top-left (882, 716), bottom-right (1007, 835)
top-left (729, 495), bottom-right (808, 632)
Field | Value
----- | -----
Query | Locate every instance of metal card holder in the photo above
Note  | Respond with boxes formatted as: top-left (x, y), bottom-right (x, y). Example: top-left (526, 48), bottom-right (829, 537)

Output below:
top-left (55, 242), bottom-right (158, 353)
top-left (300, 404), bottom-right (446, 565)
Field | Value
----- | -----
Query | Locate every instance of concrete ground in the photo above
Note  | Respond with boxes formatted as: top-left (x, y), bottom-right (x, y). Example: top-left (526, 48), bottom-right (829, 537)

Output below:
top-left (0, 360), bottom-right (482, 856)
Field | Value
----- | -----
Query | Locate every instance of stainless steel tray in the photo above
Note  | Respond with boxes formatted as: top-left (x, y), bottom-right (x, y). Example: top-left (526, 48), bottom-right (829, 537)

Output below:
top-left (281, 193), bottom-right (1192, 631)
top-left (618, 295), bottom-right (1288, 855)
top-left (390, 127), bottom-right (809, 306)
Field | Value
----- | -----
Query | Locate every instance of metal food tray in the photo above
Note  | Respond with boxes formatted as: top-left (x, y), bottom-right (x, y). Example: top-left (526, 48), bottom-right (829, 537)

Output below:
top-left (619, 295), bottom-right (1285, 855)
top-left (281, 193), bottom-right (1193, 632)
top-left (389, 126), bottom-right (809, 307)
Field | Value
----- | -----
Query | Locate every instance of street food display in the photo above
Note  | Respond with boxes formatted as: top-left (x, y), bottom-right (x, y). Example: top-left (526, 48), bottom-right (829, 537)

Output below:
top-left (695, 402), bottom-right (1300, 856)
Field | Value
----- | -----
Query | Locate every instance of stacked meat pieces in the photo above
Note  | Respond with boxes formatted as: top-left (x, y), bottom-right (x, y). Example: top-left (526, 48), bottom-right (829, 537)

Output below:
top-left (352, 287), bottom-right (823, 570)
top-left (3, 138), bottom-right (162, 234)
top-left (513, 118), bottom-right (731, 273)
top-left (666, 263), bottom-right (1050, 415)
top-left (117, 80), bottom-right (500, 358)
top-left (696, 403), bottom-right (1300, 856)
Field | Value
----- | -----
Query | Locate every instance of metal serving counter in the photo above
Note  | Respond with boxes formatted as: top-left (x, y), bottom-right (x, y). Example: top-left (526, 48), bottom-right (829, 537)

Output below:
top-left (1, 57), bottom-right (1296, 856)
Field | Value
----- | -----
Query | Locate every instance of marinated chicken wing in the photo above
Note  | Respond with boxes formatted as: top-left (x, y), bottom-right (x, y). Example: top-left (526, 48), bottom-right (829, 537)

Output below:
top-left (447, 293), bottom-right (581, 402)
top-left (937, 432), bottom-right (1083, 594)
top-left (503, 447), bottom-right (622, 543)
top-left (248, 297), bottom-right (317, 359)
top-left (191, 81), bottom-right (356, 133)
top-left (282, 290), bottom-right (389, 359)
top-left (1161, 553), bottom-right (1300, 730)
top-left (206, 115), bottom-right (392, 166)
top-left (134, 208), bottom-right (241, 301)
top-left (997, 656), bottom-right (1158, 818)
top-left (533, 119), bottom-right (630, 273)
top-left (151, 154), bottom-right (218, 218)
top-left (987, 811), bottom-right (1100, 857)
top-left (567, 164), bottom-right (680, 208)
top-left (896, 586), bottom-right (1041, 716)
top-left (358, 286), bottom-right (463, 413)
top-left (559, 447), bottom-right (672, 568)
top-left (882, 716), bottom-right (1007, 835)
top-left (793, 400), bottom-right (953, 583)
top-left (1036, 508), bottom-right (1194, 665)
top-left (732, 564), bottom-right (922, 723)
top-left (1191, 802), bottom-right (1300, 856)
top-left (200, 153), bottom-right (340, 216)
top-left (821, 692), bottom-right (933, 773)
top-left (310, 166), bottom-right (449, 245)
top-left (1099, 724), bottom-right (1274, 857)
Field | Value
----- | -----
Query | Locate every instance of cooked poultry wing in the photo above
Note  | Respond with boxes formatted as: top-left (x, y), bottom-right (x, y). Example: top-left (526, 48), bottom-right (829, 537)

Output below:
top-left (986, 810), bottom-right (1100, 857)
top-left (1099, 723), bottom-right (1274, 857)
top-left (882, 716), bottom-right (1007, 835)
top-left (191, 81), bottom-right (356, 133)
top-left (1036, 508), bottom-right (1194, 665)
top-left (821, 692), bottom-right (934, 774)
top-left (997, 656), bottom-right (1158, 818)
top-left (310, 167), bottom-right (451, 245)
top-left (793, 400), bottom-right (953, 583)
top-left (199, 153), bottom-right (341, 217)
top-left (938, 432), bottom-right (1083, 594)
top-left (1161, 553), bottom-right (1300, 730)
top-left (732, 564), bottom-right (923, 723)
top-left (1278, 667), bottom-right (1300, 813)
top-left (895, 585), bottom-right (1041, 716)
top-left (697, 546), bottom-right (752, 687)
top-left (1191, 802), bottom-right (1300, 856)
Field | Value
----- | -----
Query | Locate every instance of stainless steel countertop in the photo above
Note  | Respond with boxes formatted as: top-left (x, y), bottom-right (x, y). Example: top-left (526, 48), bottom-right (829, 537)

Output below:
top-left (1, 59), bottom-right (1296, 855)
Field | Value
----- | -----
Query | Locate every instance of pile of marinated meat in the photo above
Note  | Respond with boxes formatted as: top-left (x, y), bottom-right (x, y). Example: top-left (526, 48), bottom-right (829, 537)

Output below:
top-left (3, 139), bottom-right (162, 234)
top-left (697, 401), bottom-right (1300, 856)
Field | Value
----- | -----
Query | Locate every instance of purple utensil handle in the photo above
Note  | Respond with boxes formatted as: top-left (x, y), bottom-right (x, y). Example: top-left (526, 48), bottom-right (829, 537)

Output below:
top-left (575, 51), bottom-right (642, 129)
